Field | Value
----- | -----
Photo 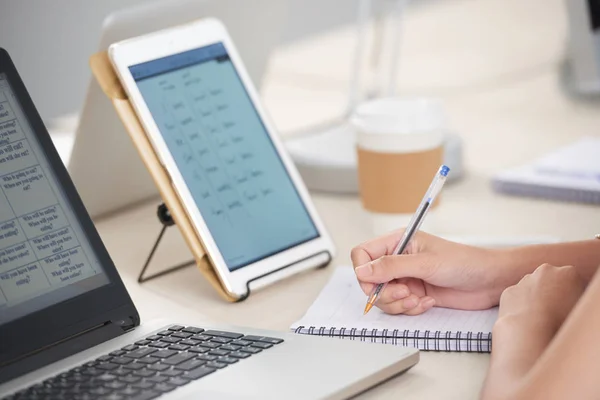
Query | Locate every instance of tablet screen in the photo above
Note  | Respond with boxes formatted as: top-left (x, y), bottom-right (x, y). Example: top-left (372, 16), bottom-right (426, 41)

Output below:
top-left (130, 43), bottom-right (319, 271)
top-left (0, 74), bottom-right (108, 324)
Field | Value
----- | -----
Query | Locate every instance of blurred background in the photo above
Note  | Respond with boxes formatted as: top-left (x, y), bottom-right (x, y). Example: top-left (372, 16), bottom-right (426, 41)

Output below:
top-left (0, 0), bottom-right (363, 122)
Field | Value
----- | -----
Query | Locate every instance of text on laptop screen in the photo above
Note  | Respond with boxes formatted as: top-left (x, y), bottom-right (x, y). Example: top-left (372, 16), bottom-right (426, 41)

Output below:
top-left (0, 74), bottom-right (108, 324)
top-left (130, 43), bottom-right (319, 271)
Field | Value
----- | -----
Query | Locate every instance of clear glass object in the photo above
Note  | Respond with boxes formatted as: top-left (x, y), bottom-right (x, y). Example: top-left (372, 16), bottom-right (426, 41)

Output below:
top-left (347, 0), bottom-right (407, 114)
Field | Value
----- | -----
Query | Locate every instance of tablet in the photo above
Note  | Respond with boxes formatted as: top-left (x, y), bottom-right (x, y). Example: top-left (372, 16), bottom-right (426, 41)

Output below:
top-left (108, 19), bottom-right (334, 298)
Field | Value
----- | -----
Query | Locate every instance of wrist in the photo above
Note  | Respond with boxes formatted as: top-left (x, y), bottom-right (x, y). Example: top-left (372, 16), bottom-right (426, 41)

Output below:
top-left (480, 248), bottom-right (528, 304)
top-left (493, 312), bottom-right (557, 346)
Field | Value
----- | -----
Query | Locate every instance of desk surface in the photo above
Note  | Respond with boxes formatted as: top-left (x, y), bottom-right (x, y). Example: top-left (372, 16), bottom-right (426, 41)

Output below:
top-left (93, 0), bottom-right (600, 398)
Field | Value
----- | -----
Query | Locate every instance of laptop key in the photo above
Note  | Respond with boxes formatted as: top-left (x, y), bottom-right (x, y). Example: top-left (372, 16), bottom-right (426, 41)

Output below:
top-left (180, 339), bottom-right (200, 346)
top-left (174, 359), bottom-right (206, 371)
top-left (171, 331), bottom-right (193, 339)
top-left (110, 368), bottom-right (130, 377)
top-left (239, 347), bottom-right (262, 354)
top-left (148, 341), bottom-right (170, 349)
top-left (168, 344), bottom-right (190, 351)
top-left (147, 363), bottom-right (170, 372)
top-left (104, 381), bottom-right (127, 390)
top-left (120, 386), bottom-right (140, 396)
top-left (182, 327), bottom-right (204, 334)
top-left (198, 342), bottom-right (221, 349)
top-left (97, 355), bottom-right (113, 362)
top-left (111, 356), bottom-right (133, 365)
top-left (152, 349), bottom-right (177, 359)
top-left (132, 381), bottom-right (156, 390)
top-left (191, 334), bottom-right (213, 341)
top-left (197, 354), bottom-right (218, 362)
top-left (73, 395), bottom-right (96, 400)
top-left (205, 361), bottom-right (227, 369)
top-left (133, 369), bottom-right (156, 378)
top-left (231, 340), bottom-right (252, 347)
top-left (248, 342), bottom-right (272, 350)
top-left (90, 387), bottom-right (113, 395)
top-left (136, 357), bottom-right (158, 365)
top-left (84, 361), bottom-right (99, 368)
top-left (168, 325), bottom-right (185, 331)
top-left (118, 375), bottom-right (141, 384)
top-left (153, 383), bottom-right (176, 393)
top-left (135, 340), bottom-right (151, 346)
top-left (122, 345), bottom-right (138, 352)
top-left (182, 366), bottom-right (216, 381)
top-left (211, 337), bottom-right (232, 344)
top-left (159, 336), bottom-right (180, 344)
top-left (168, 377), bottom-right (191, 387)
top-left (110, 350), bottom-right (126, 357)
top-left (146, 335), bottom-right (161, 341)
top-left (123, 362), bottom-right (145, 370)
top-left (96, 373), bottom-right (117, 382)
top-left (243, 335), bottom-right (284, 345)
top-left (157, 330), bottom-right (172, 336)
top-left (229, 351), bottom-right (251, 359)
top-left (125, 347), bottom-right (157, 358)
top-left (220, 344), bottom-right (241, 352)
top-left (188, 346), bottom-right (209, 354)
top-left (163, 352), bottom-right (195, 365)
top-left (129, 390), bottom-right (160, 400)
top-left (147, 375), bottom-right (169, 384)
top-left (161, 369), bottom-right (183, 377)
top-left (219, 357), bottom-right (239, 364)
top-left (208, 349), bottom-right (229, 357)
top-left (203, 330), bottom-right (244, 339)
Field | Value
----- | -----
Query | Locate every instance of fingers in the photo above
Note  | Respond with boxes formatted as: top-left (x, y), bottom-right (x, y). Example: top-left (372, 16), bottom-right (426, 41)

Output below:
top-left (374, 282), bottom-right (410, 303)
top-left (355, 254), bottom-right (435, 284)
top-left (378, 295), bottom-right (436, 316)
top-left (350, 230), bottom-right (406, 268)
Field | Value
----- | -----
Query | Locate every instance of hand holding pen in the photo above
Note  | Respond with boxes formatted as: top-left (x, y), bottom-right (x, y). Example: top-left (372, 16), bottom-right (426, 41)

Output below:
top-left (363, 165), bottom-right (450, 315)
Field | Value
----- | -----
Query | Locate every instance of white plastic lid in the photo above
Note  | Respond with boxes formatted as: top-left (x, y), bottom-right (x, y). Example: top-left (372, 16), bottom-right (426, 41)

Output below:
top-left (351, 97), bottom-right (446, 135)
top-left (351, 97), bottom-right (446, 153)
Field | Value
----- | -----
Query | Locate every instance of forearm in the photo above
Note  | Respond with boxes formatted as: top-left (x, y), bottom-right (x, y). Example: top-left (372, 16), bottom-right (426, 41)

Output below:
top-left (501, 240), bottom-right (600, 284)
top-left (481, 316), bottom-right (555, 400)
top-left (490, 269), bottom-right (600, 399)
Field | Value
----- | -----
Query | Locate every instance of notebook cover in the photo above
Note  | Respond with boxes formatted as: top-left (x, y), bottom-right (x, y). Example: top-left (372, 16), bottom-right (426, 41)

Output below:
top-left (89, 50), bottom-right (238, 302)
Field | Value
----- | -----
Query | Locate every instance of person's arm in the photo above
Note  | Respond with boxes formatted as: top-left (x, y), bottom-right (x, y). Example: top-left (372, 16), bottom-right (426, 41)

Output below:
top-left (481, 263), bottom-right (599, 400)
top-left (504, 240), bottom-right (600, 283)
top-left (351, 231), bottom-right (600, 315)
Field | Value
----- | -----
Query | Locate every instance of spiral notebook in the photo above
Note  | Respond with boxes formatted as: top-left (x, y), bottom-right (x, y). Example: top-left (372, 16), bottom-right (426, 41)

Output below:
top-left (291, 267), bottom-right (498, 352)
top-left (492, 137), bottom-right (600, 204)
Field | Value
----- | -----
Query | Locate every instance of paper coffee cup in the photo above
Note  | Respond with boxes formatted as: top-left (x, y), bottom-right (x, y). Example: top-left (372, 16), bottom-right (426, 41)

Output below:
top-left (351, 98), bottom-right (445, 235)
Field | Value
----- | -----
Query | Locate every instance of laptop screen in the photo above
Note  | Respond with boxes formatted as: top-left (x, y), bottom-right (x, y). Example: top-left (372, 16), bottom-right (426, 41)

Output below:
top-left (0, 73), bottom-right (109, 325)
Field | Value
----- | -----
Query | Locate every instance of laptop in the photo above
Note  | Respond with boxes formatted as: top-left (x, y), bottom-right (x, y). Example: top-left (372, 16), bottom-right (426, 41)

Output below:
top-left (0, 49), bottom-right (419, 399)
top-left (68, 0), bottom-right (286, 219)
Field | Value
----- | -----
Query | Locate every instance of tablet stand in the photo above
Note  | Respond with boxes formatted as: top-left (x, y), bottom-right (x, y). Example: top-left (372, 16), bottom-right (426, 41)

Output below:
top-left (137, 203), bottom-right (196, 283)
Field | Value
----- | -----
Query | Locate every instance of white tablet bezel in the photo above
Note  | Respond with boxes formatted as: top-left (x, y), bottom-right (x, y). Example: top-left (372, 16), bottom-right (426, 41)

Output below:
top-left (108, 18), bottom-right (335, 298)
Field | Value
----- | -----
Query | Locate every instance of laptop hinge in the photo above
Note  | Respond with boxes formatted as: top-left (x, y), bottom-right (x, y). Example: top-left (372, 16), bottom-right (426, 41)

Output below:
top-left (112, 315), bottom-right (138, 332)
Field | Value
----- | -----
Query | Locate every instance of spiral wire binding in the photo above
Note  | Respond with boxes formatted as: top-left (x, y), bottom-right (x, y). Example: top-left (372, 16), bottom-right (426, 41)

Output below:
top-left (293, 326), bottom-right (492, 353)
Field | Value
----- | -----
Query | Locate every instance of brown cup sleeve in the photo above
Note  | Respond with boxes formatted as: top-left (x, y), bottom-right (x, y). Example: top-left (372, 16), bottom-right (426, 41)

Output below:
top-left (357, 146), bottom-right (443, 214)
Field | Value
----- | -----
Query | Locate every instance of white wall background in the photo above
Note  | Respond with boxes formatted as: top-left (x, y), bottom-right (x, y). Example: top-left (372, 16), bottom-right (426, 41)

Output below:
top-left (0, 0), bottom-right (360, 123)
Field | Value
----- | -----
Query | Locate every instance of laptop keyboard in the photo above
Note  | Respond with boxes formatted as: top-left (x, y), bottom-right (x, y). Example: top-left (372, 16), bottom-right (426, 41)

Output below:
top-left (6, 325), bottom-right (283, 400)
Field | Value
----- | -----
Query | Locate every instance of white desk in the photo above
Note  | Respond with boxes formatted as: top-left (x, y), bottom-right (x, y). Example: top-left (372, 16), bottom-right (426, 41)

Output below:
top-left (91, 0), bottom-right (600, 398)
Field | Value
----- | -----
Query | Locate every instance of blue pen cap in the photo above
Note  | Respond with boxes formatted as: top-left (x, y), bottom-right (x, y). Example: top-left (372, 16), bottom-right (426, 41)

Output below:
top-left (440, 165), bottom-right (450, 177)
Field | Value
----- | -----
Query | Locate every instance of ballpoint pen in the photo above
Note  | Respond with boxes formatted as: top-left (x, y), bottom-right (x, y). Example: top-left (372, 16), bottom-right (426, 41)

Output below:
top-left (363, 164), bottom-right (450, 315)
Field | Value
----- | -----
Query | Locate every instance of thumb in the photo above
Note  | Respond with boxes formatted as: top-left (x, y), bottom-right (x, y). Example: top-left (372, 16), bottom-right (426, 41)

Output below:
top-left (355, 254), bottom-right (435, 283)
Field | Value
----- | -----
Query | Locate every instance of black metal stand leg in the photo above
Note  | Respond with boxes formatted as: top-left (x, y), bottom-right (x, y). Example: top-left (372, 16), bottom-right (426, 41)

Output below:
top-left (137, 204), bottom-right (195, 283)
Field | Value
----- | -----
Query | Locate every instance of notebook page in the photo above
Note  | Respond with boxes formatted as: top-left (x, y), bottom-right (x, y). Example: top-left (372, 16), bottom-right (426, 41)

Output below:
top-left (292, 267), bottom-right (498, 334)
top-left (535, 137), bottom-right (600, 176)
